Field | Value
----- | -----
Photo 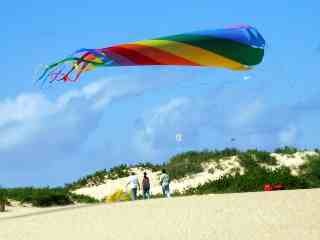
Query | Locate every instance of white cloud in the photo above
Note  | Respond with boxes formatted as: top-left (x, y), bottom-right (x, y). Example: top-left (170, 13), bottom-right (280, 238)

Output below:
top-left (0, 94), bottom-right (53, 126)
top-left (131, 92), bottom-right (320, 161)
top-left (132, 97), bottom-right (191, 159)
top-left (0, 77), bottom-right (143, 156)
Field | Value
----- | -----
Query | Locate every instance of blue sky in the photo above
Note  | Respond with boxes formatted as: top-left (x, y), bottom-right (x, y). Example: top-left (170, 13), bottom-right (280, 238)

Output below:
top-left (1, 0), bottom-right (320, 187)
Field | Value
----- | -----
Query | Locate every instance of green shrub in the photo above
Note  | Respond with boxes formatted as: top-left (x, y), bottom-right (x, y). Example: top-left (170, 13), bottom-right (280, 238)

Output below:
top-left (219, 148), bottom-right (241, 157)
top-left (134, 162), bottom-right (163, 172)
top-left (299, 155), bottom-right (320, 187)
top-left (70, 193), bottom-right (99, 204)
top-left (5, 187), bottom-right (34, 203)
top-left (66, 169), bottom-right (108, 190)
top-left (166, 156), bottom-right (203, 180)
top-left (184, 166), bottom-right (310, 195)
top-left (67, 164), bottom-right (132, 189)
top-left (314, 148), bottom-right (320, 154)
top-left (274, 146), bottom-right (298, 155)
top-left (208, 167), bottom-right (215, 174)
top-left (238, 152), bottom-right (259, 171)
top-left (0, 188), bottom-right (7, 209)
top-left (31, 191), bottom-right (72, 207)
top-left (164, 148), bottom-right (240, 180)
top-left (3, 187), bottom-right (73, 207)
top-left (245, 149), bottom-right (277, 165)
top-left (107, 164), bottom-right (131, 179)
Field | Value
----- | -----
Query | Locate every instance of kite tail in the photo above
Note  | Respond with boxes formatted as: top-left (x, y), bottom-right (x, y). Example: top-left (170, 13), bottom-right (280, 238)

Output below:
top-left (37, 49), bottom-right (113, 85)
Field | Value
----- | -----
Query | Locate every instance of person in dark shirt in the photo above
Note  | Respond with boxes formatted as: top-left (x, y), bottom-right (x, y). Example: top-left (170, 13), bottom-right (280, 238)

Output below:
top-left (142, 172), bottom-right (151, 199)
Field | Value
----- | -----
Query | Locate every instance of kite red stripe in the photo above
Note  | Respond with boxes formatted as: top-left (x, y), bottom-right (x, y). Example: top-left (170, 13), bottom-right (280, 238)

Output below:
top-left (107, 46), bottom-right (161, 65)
top-left (118, 44), bottom-right (200, 66)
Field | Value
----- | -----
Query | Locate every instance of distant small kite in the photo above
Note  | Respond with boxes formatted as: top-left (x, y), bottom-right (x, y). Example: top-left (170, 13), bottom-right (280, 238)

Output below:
top-left (38, 25), bottom-right (265, 84)
top-left (176, 133), bottom-right (183, 142)
top-left (243, 75), bottom-right (252, 80)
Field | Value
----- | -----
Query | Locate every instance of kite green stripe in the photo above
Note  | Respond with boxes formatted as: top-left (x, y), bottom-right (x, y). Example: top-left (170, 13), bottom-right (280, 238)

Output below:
top-left (155, 34), bottom-right (264, 66)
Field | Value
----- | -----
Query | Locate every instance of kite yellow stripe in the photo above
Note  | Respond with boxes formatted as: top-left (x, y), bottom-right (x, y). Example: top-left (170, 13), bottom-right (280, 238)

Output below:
top-left (134, 39), bottom-right (247, 70)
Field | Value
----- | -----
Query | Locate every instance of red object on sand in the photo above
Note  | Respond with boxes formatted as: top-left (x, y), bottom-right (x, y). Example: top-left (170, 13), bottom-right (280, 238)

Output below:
top-left (264, 184), bottom-right (273, 191)
top-left (273, 184), bottom-right (285, 190)
top-left (264, 183), bottom-right (285, 191)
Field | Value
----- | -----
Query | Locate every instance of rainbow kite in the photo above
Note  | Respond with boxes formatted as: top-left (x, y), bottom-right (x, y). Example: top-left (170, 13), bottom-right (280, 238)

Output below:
top-left (38, 25), bottom-right (265, 83)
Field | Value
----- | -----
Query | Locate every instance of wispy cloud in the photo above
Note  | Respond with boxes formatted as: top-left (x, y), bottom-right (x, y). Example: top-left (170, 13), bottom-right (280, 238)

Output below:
top-left (0, 77), bottom-right (144, 186)
top-left (132, 97), bottom-right (193, 160)
top-left (132, 90), bottom-right (320, 162)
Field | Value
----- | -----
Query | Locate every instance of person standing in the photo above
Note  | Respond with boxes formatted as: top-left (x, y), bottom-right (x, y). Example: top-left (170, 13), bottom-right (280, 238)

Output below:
top-left (142, 172), bottom-right (151, 199)
top-left (159, 169), bottom-right (170, 198)
top-left (126, 172), bottom-right (140, 200)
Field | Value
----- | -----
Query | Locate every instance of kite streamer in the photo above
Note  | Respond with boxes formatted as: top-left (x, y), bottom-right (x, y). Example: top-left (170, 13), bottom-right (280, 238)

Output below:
top-left (38, 25), bottom-right (265, 84)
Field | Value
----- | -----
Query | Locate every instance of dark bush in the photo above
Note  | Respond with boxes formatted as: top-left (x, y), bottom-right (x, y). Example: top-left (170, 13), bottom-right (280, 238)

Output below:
top-left (166, 155), bottom-right (203, 180)
top-left (184, 166), bottom-right (310, 195)
top-left (4, 187), bottom-right (73, 207)
top-left (245, 149), bottom-right (277, 165)
top-left (134, 162), bottom-right (163, 172)
top-left (274, 146), bottom-right (298, 155)
top-left (0, 188), bottom-right (8, 208)
top-left (107, 164), bottom-right (131, 179)
top-left (165, 148), bottom-right (241, 180)
top-left (299, 155), bottom-right (320, 187)
top-left (31, 189), bottom-right (72, 207)
top-left (66, 169), bottom-right (108, 190)
top-left (70, 193), bottom-right (99, 204)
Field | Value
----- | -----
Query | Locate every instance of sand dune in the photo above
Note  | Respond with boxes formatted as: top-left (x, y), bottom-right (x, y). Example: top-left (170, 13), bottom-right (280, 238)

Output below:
top-left (1, 189), bottom-right (319, 240)
top-left (73, 152), bottom-right (314, 200)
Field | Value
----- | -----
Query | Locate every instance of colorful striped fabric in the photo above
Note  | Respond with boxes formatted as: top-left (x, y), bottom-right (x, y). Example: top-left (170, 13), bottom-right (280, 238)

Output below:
top-left (39, 25), bottom-right (265, 83)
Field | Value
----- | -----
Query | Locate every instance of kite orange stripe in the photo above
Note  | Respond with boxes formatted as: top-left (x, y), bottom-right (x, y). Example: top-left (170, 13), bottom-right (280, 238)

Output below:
top-left (118, 44), bottom-right (200, 66)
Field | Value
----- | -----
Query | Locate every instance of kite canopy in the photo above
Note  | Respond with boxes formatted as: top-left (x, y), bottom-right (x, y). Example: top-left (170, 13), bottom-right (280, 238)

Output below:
top-left (38, 25), bottom-right (265, 83)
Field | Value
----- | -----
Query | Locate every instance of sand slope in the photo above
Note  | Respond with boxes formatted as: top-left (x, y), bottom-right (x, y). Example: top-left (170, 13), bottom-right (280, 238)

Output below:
top-left (1, 189), bottom-right (319, 240)
top-left (74, 152), bottom-right (316, 200)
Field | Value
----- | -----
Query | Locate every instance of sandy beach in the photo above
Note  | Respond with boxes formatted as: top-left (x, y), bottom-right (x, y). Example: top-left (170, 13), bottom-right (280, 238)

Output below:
top-left (1, 188), bottom-right (319, 240)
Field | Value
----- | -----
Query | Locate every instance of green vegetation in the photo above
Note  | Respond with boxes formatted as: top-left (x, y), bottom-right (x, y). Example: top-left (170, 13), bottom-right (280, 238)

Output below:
top-left (165, 148), bottom-right (240, 180)
top-left (2, 187), bottom-right (98, 207)
top-left (165, 148), bottom-right (277, 180)
top-left (274, 146), bottom-right (298, 155)
top-left (163, 148), bottom-right (318, 194)
top-left (107, 164), bottom-right (132, 180)
top-left (66, 164), bottom-right (135, 190)
top-left (237, 150), bottom-right (277, 173)
top-left (184, 166), bottom-right (309, 195)
top-left (67, 148), bottom-right (272, 187)
top-left (70, 193), bottom-right (100, 204)
top-left (66, 169), bottom-right (109, 190)
top-left (0, 188), bottom-right (8, 211)
top-left (3, 147), bottom-right (320, 208)
top-left (134, 162), bottom-right (163, 172)
top-left (299, 154), bottom-right (320, 187)
top-left (165, 152), bottom-right (204, 180)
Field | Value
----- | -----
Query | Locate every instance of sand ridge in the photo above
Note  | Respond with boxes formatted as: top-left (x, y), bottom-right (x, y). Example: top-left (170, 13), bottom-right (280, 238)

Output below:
top-left (0, 189), bottom-right (319, 240)
top-left (73, 152), bottom-right (315, 200)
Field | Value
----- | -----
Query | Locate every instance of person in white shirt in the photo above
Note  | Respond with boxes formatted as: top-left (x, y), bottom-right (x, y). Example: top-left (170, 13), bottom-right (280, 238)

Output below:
top-left (159, 169), bottom-right (170, 198)
top-left (126, 172), bottom-right (140, 200)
